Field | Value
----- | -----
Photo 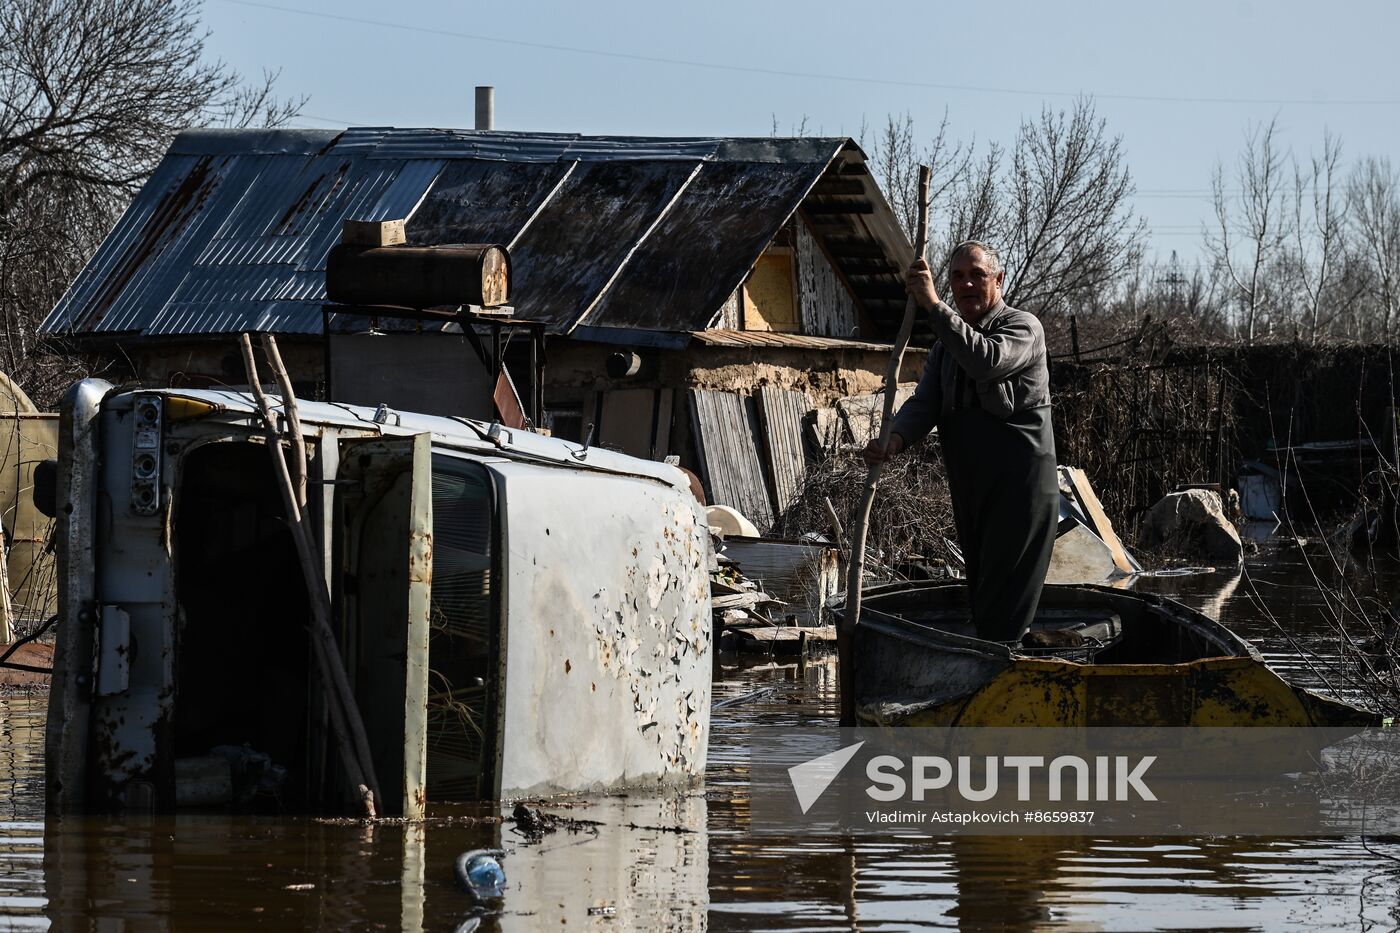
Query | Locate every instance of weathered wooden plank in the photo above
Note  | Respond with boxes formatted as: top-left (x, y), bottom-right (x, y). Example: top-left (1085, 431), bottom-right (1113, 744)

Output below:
top-left (804, 407), bottom-right (842, 458)
top-left (854, 283), bottom-right (910, 300)
top-left (1063, 467), bottom-right (1137, 574)
top-left (803, 202), bottom-right (875, 215)
top-left (688, 389), bottom-right (775, 531)
top-left (812, 179), bottom-right (867, 196)
top-left (756, 386), bottom-right (810, 516)
top-left (837, 258), bottom-right (899, 274)
top-left (825, 240), bottom-right (887, 259)
top-left (797, 219), bottom-right (858, 338)
top-left (725, 625), bottom-right (836, 654)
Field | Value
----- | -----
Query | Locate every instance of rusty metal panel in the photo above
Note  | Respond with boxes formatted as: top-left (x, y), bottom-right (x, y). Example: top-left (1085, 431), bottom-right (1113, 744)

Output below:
top-left (365, 127), bottom-right (730, 163)
top-left (506, 160), bottom-right (702, 328)
top-left (295, 160), bottom-right (407, 274)
top-left (489, 458), bottom-right (711, 798)
top-left (100, 155), bottom-right (263, 336)
top-left (755, 386), bottom-right (810, 515)
top-left (40, 155), bottom-right (209, 335)
top-left (39, 128), bottom-right (862, 341)
top-left (407, 159), bottom-right (573, 246)
top-left (584, 161), bottom-right (822, 333)
top-left (688, 389), bottom-right (774, 532)
top-left (689, 329), bottom-right (898, 352)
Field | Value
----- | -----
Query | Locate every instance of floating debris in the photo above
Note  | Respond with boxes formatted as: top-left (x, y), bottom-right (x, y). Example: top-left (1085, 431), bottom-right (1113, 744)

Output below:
top-left (453, 848), bottom-right (506, 901)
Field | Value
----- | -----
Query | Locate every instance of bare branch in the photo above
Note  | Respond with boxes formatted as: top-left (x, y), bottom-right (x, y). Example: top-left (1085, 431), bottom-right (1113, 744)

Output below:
top-left (0, 0), bottom-right (305, 405)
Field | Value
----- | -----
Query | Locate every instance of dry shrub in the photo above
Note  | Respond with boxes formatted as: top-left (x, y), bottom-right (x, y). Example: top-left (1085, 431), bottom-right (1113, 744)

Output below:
top-left (772, 438), bottom-right (959, 580)
top-left (1051, 356), bottom-right (1238, 543)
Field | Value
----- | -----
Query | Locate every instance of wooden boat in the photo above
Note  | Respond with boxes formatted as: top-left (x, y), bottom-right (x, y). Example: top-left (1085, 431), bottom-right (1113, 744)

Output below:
top-left (847, 582), bottom-right (1379, 728)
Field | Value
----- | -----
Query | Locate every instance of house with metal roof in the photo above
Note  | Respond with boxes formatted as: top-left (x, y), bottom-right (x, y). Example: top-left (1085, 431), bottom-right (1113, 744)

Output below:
top-left (40, 126), bottom-right (926, 529)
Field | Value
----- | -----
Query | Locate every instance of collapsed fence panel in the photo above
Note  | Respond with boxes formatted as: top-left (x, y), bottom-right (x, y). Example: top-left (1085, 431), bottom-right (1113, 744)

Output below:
top-left (756, 387), bottom-right (810, 515)
top-left (689, 389), bottom-right (775, 532)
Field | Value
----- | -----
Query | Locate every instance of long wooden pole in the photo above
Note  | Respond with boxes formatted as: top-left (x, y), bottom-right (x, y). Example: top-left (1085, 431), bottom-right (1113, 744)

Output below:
top-left (258, 334), bottom-right (384, 816)
top-left (838, 166), bottom-right (931, 727)
top-left (259, 335), bottom-right (308, 507)
top-left (240, 334), bottom-right (382, 817)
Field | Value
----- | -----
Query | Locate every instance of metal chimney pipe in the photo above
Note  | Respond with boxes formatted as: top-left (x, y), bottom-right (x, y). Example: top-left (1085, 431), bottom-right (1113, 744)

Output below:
top-left (475, 86), bottom-right (494, 131)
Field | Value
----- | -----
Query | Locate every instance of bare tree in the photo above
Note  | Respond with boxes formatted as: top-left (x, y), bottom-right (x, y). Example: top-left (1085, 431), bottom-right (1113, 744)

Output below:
top-left (864, 97), bottom-right (1143, 319)
top-left (1206, 118), bottom-right (1291, 344)
top-left (0, 0), bottom-right (303, 404)
top-left (1348, 156), bottom-right (1400, 338)
top-left (942, 143), bottom-right (1006, 263)
top-left (863, 109), bottom-right (974, 259)
top-left (994, 98), bottom-right (1146, 316)
top-left (1091, 250), bottom-right (1229, 344)
top-left (1288, 132), bottom-right (1353, 343)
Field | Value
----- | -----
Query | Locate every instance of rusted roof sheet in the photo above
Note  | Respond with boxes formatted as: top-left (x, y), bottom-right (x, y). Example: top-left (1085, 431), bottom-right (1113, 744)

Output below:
top-left (690, 329), bottom-right (903, 353)
top-left (41, 127), bottom-right (904, 341)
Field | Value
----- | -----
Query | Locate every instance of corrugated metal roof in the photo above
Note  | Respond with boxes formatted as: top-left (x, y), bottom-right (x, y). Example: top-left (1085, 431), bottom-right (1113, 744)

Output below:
top-left (690, 329), bottom-right (918, 353)
top-left (41, 127), bottom-right (902, 341)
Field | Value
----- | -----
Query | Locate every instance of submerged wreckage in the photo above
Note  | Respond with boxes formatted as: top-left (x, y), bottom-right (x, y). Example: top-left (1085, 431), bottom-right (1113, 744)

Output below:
top-left (45, 379), bottom-right (711, 816)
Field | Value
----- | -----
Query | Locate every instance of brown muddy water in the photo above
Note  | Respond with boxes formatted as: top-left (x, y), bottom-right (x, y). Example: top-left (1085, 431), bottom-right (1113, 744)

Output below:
top-left (2, 542), bottom-right (1399, 931)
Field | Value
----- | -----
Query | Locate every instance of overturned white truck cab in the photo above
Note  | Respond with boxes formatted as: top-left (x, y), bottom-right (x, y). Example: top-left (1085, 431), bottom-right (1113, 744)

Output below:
top-left (46, 380), bottom-right (711, 816)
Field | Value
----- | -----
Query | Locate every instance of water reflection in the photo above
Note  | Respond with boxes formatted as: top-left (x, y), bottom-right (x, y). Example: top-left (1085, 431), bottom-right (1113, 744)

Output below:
top-left (37, 795), bottom-right (708, 932)
top-left (4, 544), bottom-right (1400, 930)
top-left (707, 825), bottom-right (1400, 931)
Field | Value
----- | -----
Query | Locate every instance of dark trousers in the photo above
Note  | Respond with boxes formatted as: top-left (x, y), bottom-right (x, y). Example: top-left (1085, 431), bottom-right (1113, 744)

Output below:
top-left (940, 407), bottom-right (1058, 643)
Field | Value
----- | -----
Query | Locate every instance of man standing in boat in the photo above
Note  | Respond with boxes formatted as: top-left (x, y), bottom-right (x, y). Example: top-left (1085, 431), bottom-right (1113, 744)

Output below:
top-left (861, 241), bottom-right (1058, 644)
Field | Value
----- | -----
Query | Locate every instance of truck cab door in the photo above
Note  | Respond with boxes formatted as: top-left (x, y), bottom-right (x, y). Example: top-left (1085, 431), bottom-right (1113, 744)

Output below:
top-left (335, 434), bottom-right (432, 818)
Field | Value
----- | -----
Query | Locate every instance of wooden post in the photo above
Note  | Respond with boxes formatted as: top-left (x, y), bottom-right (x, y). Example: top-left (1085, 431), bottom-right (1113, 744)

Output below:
top-left (259, 336), bottom-right (307, 506)
top-left (838, 166), bottom-right (932, 727)
top-left (824, 496), bottom-right (848, 553)
top-left (1070, 314), bottom-right (1081, 364)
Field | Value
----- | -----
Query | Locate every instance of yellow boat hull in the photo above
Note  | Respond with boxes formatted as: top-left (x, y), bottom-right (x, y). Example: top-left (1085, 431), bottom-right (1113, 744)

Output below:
top-left (861, 655), bottom-right (1377, 728)
top-left (851, 582), bottom-right (1380, 729)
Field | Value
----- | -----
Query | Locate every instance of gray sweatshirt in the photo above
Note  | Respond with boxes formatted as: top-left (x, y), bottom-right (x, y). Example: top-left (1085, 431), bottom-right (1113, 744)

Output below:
top-left (890, 299), bottom-right (1051, 444)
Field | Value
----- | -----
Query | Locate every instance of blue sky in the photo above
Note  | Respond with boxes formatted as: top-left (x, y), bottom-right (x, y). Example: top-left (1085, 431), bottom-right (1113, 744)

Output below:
top-left (202, 0), bottom-right (1400, 266)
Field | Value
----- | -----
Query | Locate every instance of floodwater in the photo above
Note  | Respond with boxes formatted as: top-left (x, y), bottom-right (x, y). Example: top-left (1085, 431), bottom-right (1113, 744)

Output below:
top-left (2, 541), bottom-right (1399, 931)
